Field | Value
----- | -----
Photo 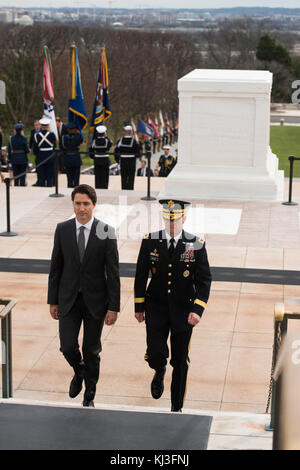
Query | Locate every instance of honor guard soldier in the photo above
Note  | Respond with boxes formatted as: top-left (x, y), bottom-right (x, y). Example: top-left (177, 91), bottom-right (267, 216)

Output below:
top-left (134, 199), bottom-right (212, 412)
top-left (61, 122), bottom-right (83, 188)
top-left (34, 117), bottom-right (56, 187)
top-left (8, 123), bottom-right (30, 186)
top-left (157, 145), bottom-right (177, 177)
top-left (90, 125), bottom-right (112, 189)
top-left (114, 125), bottom-right (140, 190)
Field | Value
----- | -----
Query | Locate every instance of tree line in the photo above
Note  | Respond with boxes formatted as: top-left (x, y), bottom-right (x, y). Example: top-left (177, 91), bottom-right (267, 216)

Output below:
top-left (0, 18), bottom-right (298, 140)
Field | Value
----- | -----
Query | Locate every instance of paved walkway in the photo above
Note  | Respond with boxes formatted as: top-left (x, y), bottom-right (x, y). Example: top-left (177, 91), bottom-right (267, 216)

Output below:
top-left (2, 173), bottom-right (300, 449)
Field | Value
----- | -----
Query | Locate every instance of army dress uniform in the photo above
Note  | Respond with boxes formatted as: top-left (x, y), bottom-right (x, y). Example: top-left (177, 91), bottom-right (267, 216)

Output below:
top-left (61, 124), bottom-right (83, 188)
top-left (134, 200), bottom-right (212, 412)
top-left (90, 125), bottom-right (112, 189)
top-left (114, 127), bottom-right (140, 190)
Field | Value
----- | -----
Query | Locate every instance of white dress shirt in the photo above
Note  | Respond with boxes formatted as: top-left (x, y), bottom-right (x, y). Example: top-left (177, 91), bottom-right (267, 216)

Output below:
top-left (75, 216), bottom-right (94, 248)
top-left (165, 230), bottom-right (182, 249)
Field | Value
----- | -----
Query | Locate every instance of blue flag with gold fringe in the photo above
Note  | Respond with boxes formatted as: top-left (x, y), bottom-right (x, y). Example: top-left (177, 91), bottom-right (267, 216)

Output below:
top-left (90, 47), bottom-right (111, 138)
top-left (68, 45), bottom-right (87, 137)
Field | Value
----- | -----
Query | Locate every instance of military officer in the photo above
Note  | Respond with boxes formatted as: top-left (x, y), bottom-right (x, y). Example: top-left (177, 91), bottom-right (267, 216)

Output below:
top-left (34, 117), bottom-right (56, 187)
top-left (134, 199), bottom-right (212, 412)
top-left (89, 125), bottom-right (112, 189)
top-left (114, 125), bottom-right (140, 190)
top-left (157, 145), bottom-right (177, 178)
top-left (7, 123), bottom-right (30, 186)
top-left (61, 122), bottom-right (83, 188)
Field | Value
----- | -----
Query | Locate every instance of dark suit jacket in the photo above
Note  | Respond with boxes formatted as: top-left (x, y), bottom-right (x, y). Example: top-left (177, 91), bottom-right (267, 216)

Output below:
top-left (48, 217), bottom-right (120, 319)
top-left (137, 167), bottom-right (154, 177)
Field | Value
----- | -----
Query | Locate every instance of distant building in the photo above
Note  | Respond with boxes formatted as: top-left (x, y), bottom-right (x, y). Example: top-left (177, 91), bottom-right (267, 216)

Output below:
top-left (0, 10), bottom-right (13, 23)
top-left (14, 14), bottom-right (34, 26)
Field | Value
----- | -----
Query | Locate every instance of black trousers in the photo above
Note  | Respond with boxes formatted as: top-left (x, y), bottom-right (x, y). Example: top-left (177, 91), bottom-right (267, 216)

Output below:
top-left (94, 158), bottom-right (109, 189)
top-left (120, 157), bottom-right (136, 190)
top-left (145, 301), bottom-right (193, 410)
top-left (37, 158), bottom-right (55, 187)
top-left (59, 293), bottom-right (105, 396)
top-left (12, 164), bottom-right (27, 186)
top-left (65, 166), bottom-right (80, 188)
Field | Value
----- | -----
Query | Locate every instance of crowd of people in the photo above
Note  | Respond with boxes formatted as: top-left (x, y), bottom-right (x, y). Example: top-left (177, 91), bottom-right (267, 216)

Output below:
top-left (0, 118), bottom-right (178, 190)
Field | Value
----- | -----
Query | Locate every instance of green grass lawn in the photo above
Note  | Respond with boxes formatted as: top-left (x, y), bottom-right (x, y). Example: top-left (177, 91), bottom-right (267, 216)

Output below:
top-left (270, 125), bottom-right (300, 177)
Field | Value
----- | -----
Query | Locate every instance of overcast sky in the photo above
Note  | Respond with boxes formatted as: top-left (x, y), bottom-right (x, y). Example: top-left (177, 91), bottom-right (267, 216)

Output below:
top-left (2, 0), bottom-right (300, 9)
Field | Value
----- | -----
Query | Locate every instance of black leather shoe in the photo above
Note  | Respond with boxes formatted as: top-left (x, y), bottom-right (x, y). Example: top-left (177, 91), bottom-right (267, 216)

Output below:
top-left (69, 374), bottom-right (83, 398)
top-left (82, 399), bottom-right (95, 408)
top-left (151, 367), bottom-right (166, 399)
top-left (171, 406), bottom-right (182, 412)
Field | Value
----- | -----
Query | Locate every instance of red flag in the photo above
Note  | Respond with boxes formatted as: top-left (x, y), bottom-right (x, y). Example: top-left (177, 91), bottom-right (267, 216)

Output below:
top-left (164, 113), bottom-right (172, 135)
top-left (147, 115), bottom-right (160, 138)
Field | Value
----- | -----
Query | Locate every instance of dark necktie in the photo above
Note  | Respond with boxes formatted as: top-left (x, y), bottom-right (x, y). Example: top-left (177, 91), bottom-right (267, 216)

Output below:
top-left (168, 238), bottom-right (175, 256)
top-left (78, 226), bottom-right (85, 263)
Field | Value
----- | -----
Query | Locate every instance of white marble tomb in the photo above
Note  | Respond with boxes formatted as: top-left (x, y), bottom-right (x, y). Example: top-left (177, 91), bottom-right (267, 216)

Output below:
top-left (159, 69), bottom-right (284, 201)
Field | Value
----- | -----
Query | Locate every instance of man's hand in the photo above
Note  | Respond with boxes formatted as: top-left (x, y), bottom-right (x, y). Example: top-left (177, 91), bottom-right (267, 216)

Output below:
top-left (50, 304), bottom-right (59, 320)
top-left (135, 312), bottom-right (145, 323)
top-left (105, 310), bottom-right (118, 326)
top-left (188, 312), bottom-right (201, 326)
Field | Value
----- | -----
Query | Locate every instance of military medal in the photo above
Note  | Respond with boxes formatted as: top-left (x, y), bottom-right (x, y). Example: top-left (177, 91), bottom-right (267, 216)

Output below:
top-left (183, 270), bottom-right (190, 277)
top-left (180, 243), bottom-right (195, 262)
top-left (150, 248), bottom-right (159, 262)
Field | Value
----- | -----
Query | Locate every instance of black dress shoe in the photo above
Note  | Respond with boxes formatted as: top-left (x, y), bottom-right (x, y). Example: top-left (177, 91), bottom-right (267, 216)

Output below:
top-left (151, 367), bottom-right (166, 399)
top-left (69, 374), bottom-right (83, 398)
top-left (82, 399), bottom-right (95, 408)
top-left (171, 406), bottom-right (182, 412)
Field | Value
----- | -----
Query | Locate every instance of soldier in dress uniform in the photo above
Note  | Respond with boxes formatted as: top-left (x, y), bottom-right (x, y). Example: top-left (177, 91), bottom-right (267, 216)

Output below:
top-left (34, 117), bottom-right (56, 187)
top-left (134, 199), bottom-right (212, 412)
top-left (7, 123), bottom-right (30, 186)
top-left (61, 122), bottom-right (83, 188)
top-left (157, 145), bottom-right (177, 178)
top-left (89, 125), bottom-right (112, 189)
top-left (114, 125), bottom-right (140, 190)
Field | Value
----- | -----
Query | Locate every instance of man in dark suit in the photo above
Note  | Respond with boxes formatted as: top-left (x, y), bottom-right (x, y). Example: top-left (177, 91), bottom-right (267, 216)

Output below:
top-left (48, 184), bottom-right (120, 407)
top-left (137, 160), bottom-right (153, 177)
top-left (134, 199), bottom-right (211, 412)
top-left (56, 116), bottom-right (67, 173)
top-left (29, 120), bottom-right (41, 186)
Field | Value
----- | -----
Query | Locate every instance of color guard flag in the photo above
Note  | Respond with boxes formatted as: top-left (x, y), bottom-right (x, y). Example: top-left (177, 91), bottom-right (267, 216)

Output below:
top-left (164, 113), bottom-right (172, 135)
top-left (159, 110), bottom-right (164, 136)
top-left (90, 47), bottom-right (111, 138)
top-left (68, 45), bottom-right (88, 136)
top-left (137, 118), bottom-right (154, 138)
top-left (42, 46), bottom-right (58, 139)
top-left (147, 115), bottom-right (160, 138)
top-left (131, 118), bottom-right (139, 143)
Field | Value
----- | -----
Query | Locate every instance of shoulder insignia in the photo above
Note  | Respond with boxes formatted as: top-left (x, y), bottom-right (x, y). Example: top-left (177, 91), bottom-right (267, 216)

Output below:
top-left (143, 233), bottom-right (150, 239)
